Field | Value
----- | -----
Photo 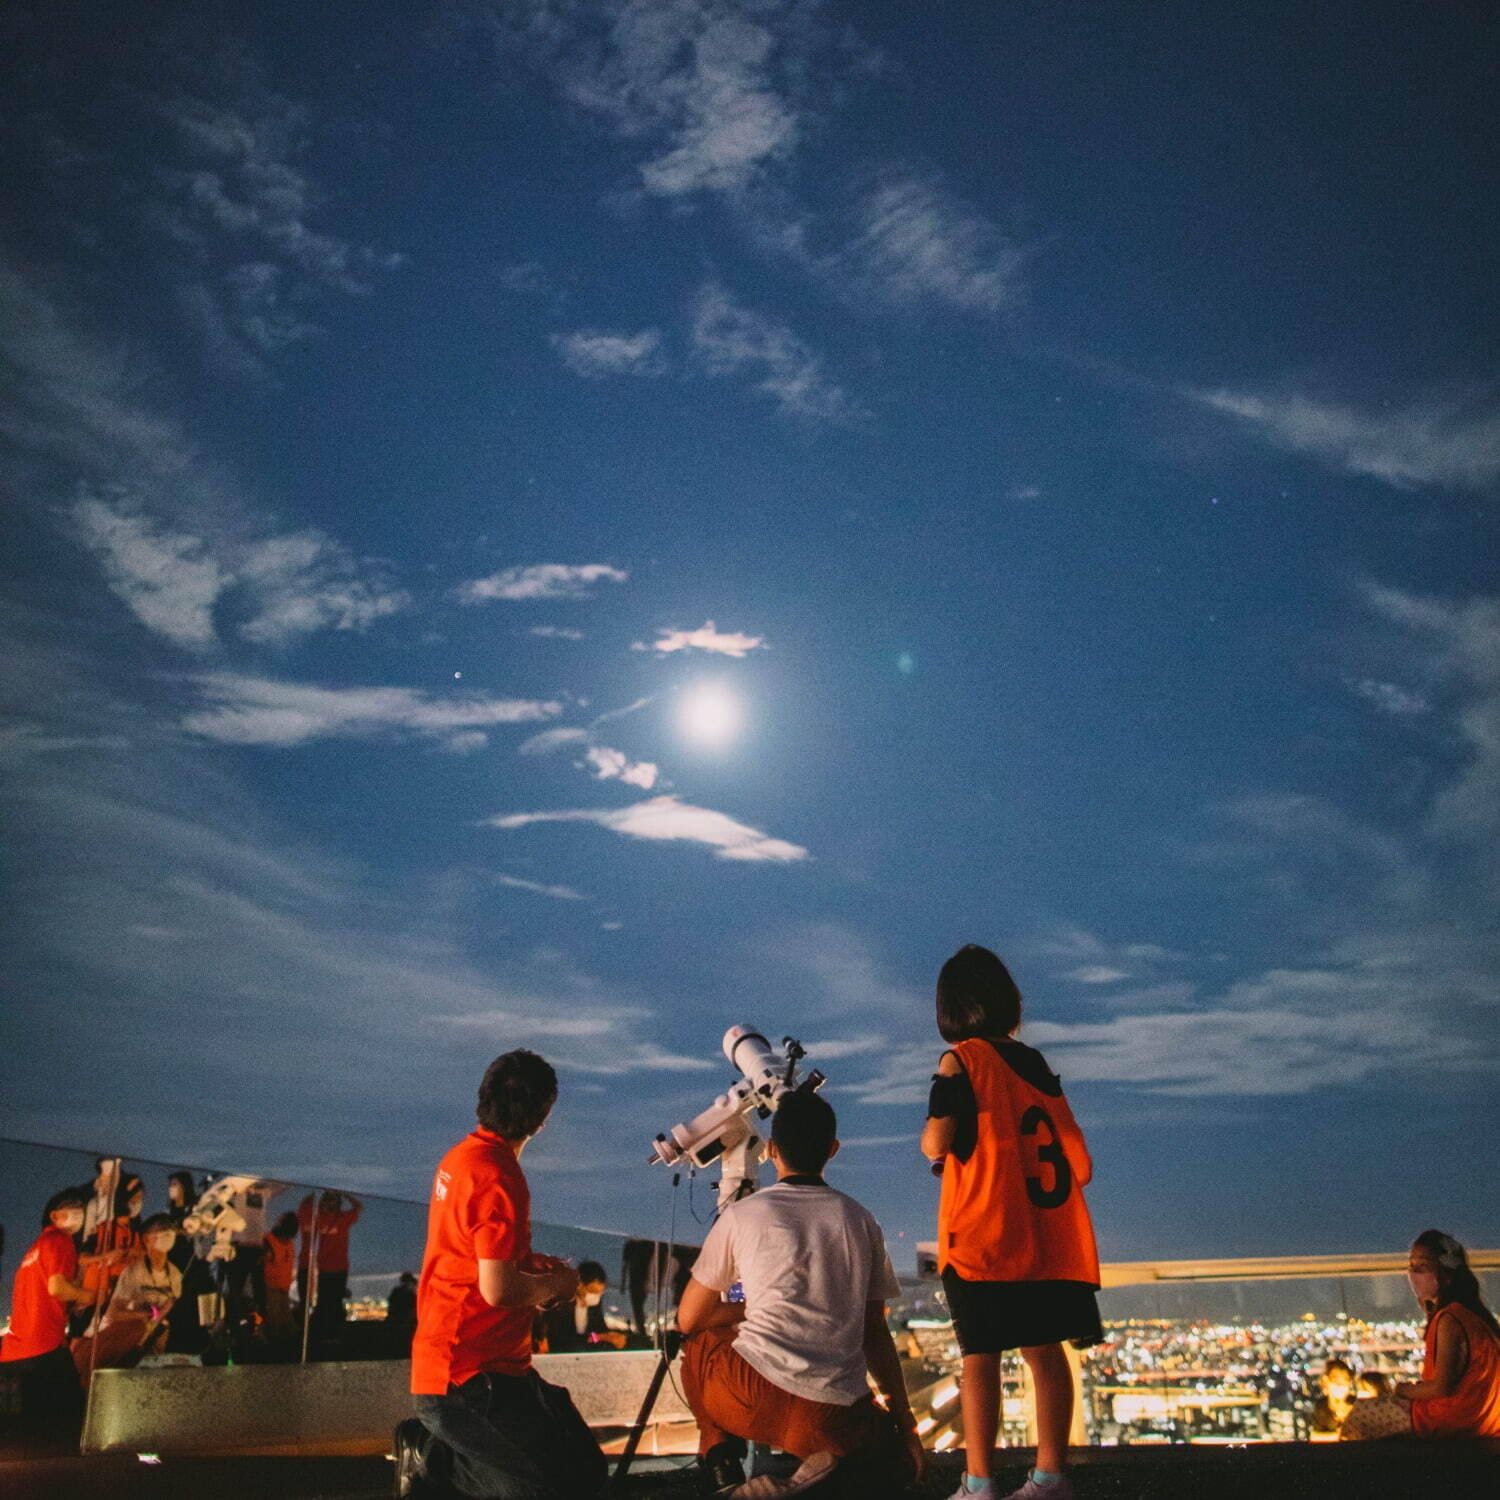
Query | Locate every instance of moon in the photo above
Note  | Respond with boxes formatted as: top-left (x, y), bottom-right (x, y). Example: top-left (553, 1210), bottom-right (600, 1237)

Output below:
top-left (678, 683), bottom-right (741, 746)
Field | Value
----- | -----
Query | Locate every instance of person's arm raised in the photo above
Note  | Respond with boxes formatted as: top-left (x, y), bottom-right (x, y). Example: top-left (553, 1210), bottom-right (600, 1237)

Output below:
top-left (478, 1259), bottom-right (578, 1310)
top-left (862, 1300), bottom-right (926, 1479)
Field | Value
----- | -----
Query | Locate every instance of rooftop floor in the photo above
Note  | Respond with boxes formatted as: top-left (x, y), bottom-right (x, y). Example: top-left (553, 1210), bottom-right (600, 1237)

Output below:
top-left (4, 1442), bottom-right (1500, 1500)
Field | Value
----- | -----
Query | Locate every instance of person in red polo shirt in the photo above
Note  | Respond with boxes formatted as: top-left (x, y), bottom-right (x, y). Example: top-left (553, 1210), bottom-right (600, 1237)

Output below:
top-left (395, 1050), bottom-right (606, 1500)
top-left (1, 1188), bottom-right (93, 1436)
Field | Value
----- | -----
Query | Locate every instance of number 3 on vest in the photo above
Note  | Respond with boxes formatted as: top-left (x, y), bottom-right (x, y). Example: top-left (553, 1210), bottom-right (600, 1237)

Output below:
top-left (1020, 1105), bottom-right (1072, 1209)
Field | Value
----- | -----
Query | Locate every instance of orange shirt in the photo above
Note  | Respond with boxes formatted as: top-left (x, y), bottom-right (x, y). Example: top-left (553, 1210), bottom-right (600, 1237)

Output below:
top-left (937, 1037), bottom-right (1100, 1285)
top-left (296, 1200), bottom-right (361, 1272)
top-left (262, 1233), bottom-right (295, 1292)
top-left (410, 1129), bottom-right (533, 1395)
top-left (79, 1218), bottom-right (138, 1300)
top-left (1411, 1303), bottom-right (1500, 1439)
top-left (0, 1227), bottom-right (76, 1362)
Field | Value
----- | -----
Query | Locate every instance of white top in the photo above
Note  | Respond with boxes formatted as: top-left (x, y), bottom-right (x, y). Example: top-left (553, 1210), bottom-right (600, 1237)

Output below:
top-left (102, 1258), bottom-right (182, 1328)
top-left (692, 1180), bottom-right (901, 1406)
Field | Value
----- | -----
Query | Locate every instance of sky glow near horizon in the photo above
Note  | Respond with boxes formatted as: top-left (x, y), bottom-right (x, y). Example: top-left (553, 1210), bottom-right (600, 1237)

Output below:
top-left (1, 1), bottom-right (1497, 1267)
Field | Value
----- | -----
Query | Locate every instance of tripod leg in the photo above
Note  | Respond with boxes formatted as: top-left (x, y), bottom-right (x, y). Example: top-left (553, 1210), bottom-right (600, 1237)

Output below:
top-left (611, 1349), bottom-right (673, 1492)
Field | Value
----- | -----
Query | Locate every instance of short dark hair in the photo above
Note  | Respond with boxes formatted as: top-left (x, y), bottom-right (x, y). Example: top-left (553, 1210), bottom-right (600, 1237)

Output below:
top-left (43, 1188), bottom-right (86, 1228)
top-left (771, 1091), bottom-right (837, 1174)
top-left (477, 1050), bottom-right (558, 1140)
top-left (272, 1211), bottom-right (299, 1238)
top-left (936, 944), bottom-right (1022, 1041)
top-left (578, 1260), bottom-right (607, 1287)
top-left (141, 1213), bottom-right (176, 1235)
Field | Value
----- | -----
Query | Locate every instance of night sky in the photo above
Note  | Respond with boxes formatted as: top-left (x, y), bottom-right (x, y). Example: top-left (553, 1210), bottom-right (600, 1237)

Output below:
top-left (3, 1), bottom-right (1497, 1269)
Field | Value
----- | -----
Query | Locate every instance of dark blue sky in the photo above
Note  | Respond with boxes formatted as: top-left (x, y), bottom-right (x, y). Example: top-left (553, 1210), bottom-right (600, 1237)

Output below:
top-left (3, 0), bottom-right (1497, 1268)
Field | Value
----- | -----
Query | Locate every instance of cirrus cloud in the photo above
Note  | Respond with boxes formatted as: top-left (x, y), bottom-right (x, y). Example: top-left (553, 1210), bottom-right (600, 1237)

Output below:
top-left (485, 794), bottom-right (808, 863)
top-left (460, 562), bottom-right (629, 603)
top-left (181, 673), bottom-right (561, 747)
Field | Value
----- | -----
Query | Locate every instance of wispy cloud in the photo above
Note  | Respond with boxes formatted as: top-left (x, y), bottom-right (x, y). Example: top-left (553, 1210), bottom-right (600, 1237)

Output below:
top-left (837, 172), bottom-right (1025, 316)
top-left (633, 621), bottom-right (765, 657)
top-left (487, 794), bottom-right (808, 863)
top-left (181, 673), bottom-right (560, 748)
top-left (484, 1), bottom-right (813, 199)
top-left (493, 873), bottom-right (586, 902)
top-left (1362, 581), bottom-right (1500, 843)
top-left (1186, 386), bottom-right (1500, 493)
top-left (528, 625), bottom-right (585, 640)
top-left (152, 85), bottom-right (403, 373)
top-left (584, 745), bottom-right (659, 790)
top-left (460, 563), bottom-right (629, 603)
top-left (552, 328), bottom-right (664, 378)
top-left (519, 726), bottom-right (590, 756)
top-left (691, 283), bottom-right (857, 422)
top-left (1030, 924), bottom-right (1187, 987)
top-left (73, 496), bottom-right (227, 649)
top-left (1348, 677), bottom-right (1431, 717)
top-left (71, 493), bottom-right (409, 650)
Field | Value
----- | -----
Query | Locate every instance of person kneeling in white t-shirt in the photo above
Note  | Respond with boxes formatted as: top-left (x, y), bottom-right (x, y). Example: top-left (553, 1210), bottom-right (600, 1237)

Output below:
top-left (677, 1092), bottom-right (926, 1499)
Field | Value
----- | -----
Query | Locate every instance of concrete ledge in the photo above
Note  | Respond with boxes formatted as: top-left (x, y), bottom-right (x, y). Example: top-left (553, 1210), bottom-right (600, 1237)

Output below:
top-left (80, 1352), bottom-right (692, 1457)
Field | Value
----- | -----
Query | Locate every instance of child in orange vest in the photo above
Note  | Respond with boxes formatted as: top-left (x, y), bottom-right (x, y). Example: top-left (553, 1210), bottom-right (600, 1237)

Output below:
top-left (921, 945), bottom-right (1101, 1500)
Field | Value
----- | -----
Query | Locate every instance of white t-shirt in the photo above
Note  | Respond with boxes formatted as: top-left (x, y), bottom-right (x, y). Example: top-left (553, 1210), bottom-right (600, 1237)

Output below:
top-left (692, 1180), bottom-right (901, 1406)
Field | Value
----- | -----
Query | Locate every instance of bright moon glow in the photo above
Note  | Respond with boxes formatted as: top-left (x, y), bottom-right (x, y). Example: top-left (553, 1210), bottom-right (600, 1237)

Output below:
top-left (679, 684), bottom-right (741, 745)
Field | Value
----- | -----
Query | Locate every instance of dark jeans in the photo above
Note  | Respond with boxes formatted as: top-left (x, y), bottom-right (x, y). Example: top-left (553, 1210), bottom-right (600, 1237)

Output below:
top-left (415, 1369), bottom-right (607, 1500)
top-left (296, 1268), bottom-right (348, 1337)
top-left (225, 1243), bottom-right (264, 1325)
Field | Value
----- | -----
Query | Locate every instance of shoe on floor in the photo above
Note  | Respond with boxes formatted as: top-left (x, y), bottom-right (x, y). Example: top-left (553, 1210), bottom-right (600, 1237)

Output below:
top-left (731, 1449), bottom-right (838, 1498)
top-left (998, 1472), bottom-right (1075, 1500)
top-left (701, 1439), bottom-right (748, 1496)
top-left (393, 1417), bottom-right (438, 1499)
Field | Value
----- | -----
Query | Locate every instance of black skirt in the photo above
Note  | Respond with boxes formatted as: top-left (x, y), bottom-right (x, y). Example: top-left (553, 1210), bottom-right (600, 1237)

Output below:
top-left (941, 1268), bottom-right (1103, 1354)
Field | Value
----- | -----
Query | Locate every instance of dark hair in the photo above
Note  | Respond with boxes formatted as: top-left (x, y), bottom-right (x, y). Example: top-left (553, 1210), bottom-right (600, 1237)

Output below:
top-left (115, 1174), bottom-right (145, 1218)
top-left (578, 1260), bottom-right (607, 1286)
top-left (936, 944), bottom-right (1022, 1042)
top-left (1413, 1228), bottom-right (1500, 1336)
top-left (477, 1050), bottom-right (558, 1140)
top-left (272, 1211), bottom-right (299, 1239)
top-left (141, 1213), bottom-right (176, 1235)
top-left (168, 1170), bottom-right (196, 1205)
top-left (771, 1091), bottom-right (838, 1174)
top-left (1322, 1357), bottom-right (1353, 1378)
top-left (43, 1188), bottom-right (87, 1228)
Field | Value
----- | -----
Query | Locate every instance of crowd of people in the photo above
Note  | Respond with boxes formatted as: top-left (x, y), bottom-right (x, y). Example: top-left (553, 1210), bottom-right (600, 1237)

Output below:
top-left (5, 943), bottom-right (1499, 1500)
top-left (0, 1160), bottom-right (370, 1432)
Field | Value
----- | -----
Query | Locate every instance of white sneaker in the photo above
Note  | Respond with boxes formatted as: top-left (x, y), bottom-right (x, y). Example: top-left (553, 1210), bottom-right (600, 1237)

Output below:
top-left (730, 1450), bottom-right (838, 1498)
top-left (998, 1473), bottom-right (1075, 1500)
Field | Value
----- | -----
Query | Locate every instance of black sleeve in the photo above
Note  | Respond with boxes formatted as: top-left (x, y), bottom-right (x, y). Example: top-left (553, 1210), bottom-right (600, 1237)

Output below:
top-left (926, 1064), bottom-right (978, 1164)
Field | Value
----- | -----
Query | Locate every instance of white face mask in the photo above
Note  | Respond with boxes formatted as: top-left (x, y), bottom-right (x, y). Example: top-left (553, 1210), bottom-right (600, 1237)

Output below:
top-left (55, 1210), bottom-right (85, 1234)
top-left (584, 1291), bottom-right (604, 1307)
top-left (1409, 1269), bottom-right (1440, 1304)
top-left (149, 1232), bottom-right (176, 1253)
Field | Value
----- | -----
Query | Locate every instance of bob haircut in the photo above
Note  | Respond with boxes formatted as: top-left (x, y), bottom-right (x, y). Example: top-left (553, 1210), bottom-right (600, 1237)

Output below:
top-left (477, 1049), bottom-right (558, 1141)
top-left (936, 944), bottom-right (1022, 1042)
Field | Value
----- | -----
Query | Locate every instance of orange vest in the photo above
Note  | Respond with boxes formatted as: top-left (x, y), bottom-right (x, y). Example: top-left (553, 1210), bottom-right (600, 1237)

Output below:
top-left (1411, 1303), bottom-right (1500, 1438)
top-left (937, 1038), bottom-right (1100, 1285)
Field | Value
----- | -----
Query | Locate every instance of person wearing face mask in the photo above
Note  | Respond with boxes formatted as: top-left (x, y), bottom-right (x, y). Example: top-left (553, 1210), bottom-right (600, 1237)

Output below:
top-left (1342, 1230), bottom-right (1500, 1441)
top-left (75, 1214), bottom-right (184, 1379)
top-left (536, 1261), bottom-right (626, 1353)
top-left (0, 1190), bottom-right (93, 1435)
top-left (162, 1171), bottom-right (213, 1355)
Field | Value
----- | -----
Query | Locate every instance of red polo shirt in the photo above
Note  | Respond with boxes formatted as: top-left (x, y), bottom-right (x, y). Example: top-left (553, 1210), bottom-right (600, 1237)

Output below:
top-left (0, 1227), bottom-right (76, 1363)
top-left (410, 1129), bottom-right (532, 1394)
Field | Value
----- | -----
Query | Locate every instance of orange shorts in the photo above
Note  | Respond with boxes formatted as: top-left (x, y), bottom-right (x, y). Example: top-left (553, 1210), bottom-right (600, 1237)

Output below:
top-left (681, 1324), bottom-right (902, 1464)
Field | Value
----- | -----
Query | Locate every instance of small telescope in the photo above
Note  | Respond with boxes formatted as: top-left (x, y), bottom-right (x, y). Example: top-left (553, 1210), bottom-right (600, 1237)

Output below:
top-left (649, 1026), bottom-right (825, 1210)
